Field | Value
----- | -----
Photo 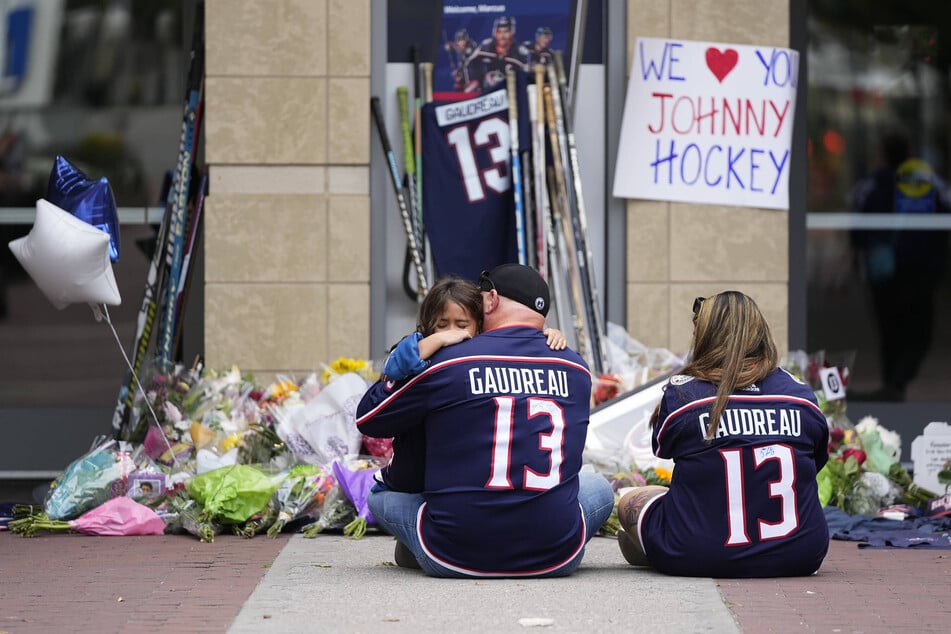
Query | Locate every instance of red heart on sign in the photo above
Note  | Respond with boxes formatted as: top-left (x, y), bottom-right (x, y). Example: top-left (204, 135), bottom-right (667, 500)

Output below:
top-left (705, 47), bottom-right (738, 82)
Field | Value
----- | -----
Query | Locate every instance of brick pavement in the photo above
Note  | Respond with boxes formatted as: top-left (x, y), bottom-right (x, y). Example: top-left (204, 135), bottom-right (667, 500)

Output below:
top-left (0, 532), bottom-right (288, 633)
top-left (1, 530), bottom-right (950, 633)
top-left (718, 539), bottom-right (951, 633)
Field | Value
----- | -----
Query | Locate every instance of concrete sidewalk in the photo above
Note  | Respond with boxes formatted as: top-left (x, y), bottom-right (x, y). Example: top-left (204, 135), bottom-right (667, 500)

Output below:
top-left (229, 533), bottom-right (739, 633)
top-left (2, 528), bottom-right (950, 633)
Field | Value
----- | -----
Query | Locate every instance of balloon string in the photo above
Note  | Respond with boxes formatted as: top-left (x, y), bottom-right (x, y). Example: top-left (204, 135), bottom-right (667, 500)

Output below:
top-left (92, 303), bottom-right (179, 468)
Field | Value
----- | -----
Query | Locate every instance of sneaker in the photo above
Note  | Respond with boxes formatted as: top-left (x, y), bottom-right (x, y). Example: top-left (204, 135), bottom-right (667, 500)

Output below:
top-left (394, 541), bottom-right (421, 569)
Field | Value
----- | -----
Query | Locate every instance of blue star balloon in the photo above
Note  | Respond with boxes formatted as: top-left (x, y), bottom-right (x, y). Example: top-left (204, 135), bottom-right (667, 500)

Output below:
top-left (46, 155), bottom-right (121, 262)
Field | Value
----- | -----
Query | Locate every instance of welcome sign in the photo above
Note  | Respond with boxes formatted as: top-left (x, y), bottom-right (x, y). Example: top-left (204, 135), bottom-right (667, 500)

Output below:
top-left (613, 37), bottom-right (799, 210)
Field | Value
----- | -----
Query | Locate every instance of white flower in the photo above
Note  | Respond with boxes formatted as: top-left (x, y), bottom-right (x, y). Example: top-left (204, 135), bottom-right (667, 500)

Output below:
top-left (858, 471), bottom-right (895, 499)
top-left (878, 428), bottom-right (902, 461)
top-left (855, 415), bottom-right (881, 435)
top-left (163, 401), bottom-right (183, 424)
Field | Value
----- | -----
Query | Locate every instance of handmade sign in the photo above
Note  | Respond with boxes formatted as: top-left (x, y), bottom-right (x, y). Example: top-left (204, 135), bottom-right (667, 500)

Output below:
top-left (613, 37), bottom-right (799, 210)
top-left (911, 421), bottom-right (951, 495)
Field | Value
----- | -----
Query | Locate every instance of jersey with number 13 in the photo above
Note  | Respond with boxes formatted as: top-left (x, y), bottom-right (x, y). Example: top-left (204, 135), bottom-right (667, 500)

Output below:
top-left (421, 87), bottom-right (528, 282)
top-left (356, 326), bottom-right (591, 576)
top-left (640, 368), bottom-right (830, 577)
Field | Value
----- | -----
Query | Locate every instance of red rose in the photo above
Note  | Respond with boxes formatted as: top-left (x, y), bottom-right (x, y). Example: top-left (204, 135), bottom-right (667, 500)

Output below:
top-left (830, 427), bottom-right (845, 443)
top-left (592, 374), bottom-right (623, 406)
top-left (842, 448), bottom-right (867, 465)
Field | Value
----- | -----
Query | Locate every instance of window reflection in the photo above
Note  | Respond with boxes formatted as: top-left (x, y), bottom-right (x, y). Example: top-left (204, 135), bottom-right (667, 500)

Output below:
top-left (1, 1), bottom-right (190, 409)
top-left (807, 2), bottom-right (951, 402)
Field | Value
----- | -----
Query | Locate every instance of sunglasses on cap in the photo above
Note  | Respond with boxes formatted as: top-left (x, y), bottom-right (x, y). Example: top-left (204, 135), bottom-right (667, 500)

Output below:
top-left (693, 296), bottom-right (705, 315)
top-left (478, 270), bottom-right (495, 293)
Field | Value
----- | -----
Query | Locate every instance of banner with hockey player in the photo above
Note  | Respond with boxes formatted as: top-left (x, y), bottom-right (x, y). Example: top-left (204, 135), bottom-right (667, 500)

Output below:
top-left (435, 0), bottom-right (571, 101)
top-left (613, 37), bottom-right (799, 210)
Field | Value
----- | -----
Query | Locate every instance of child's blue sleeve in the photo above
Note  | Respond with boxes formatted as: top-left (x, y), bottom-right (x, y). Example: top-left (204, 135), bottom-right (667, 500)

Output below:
top-left (382, 332), bottom-right (428, 381)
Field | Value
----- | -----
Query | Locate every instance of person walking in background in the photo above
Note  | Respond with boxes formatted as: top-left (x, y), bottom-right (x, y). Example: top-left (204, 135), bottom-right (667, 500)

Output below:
top-left (850, 130), bottom-right (950, 401)
top-left (616, 291), bottom-right (830, 577)
top-left (357, 264), bottom-right (613, 578)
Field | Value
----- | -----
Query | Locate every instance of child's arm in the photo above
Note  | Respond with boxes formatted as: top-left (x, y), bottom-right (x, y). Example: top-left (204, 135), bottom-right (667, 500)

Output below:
top-left (382, 330), bottom-right (472, 382)
top-left (543, 327), bottom-right (567, 350)
top-left (381, 333), bottom-right (427, 381)
top-left (416, 330), bottom-right (472, 360)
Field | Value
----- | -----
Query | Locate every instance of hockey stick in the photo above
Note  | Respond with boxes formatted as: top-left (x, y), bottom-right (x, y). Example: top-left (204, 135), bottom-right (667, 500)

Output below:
top-left (553, 51), bottom-right (607, 374)
top-left (544, 84), bottom-right (591, 367)
top-left (530, 65), bottom-right (548, 280)
top-left (157, 8), bottom-right (205, 372)
top-left (419, 62), bottom-right (436, 283)
top-left (170, 169), bottom-right (208, 359)
top-left (521, 149), bottom-right (536, 270)
top-left (398, 86), bottom-right (423, 301)
top-left (112, 6), bottom-right (204, 439)
top-left (506, 69), bottom-right (527, 265)
top-left (371, 96), bottom-right (429, 298)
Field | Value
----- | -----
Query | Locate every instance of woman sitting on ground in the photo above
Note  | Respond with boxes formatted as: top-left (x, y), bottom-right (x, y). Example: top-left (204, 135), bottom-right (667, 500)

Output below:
top-left (617, 290), bottom-right (830, 577)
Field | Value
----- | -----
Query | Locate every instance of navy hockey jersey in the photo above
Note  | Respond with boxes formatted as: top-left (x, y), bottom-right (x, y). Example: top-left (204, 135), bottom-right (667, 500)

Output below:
top-left (421, 84), bottom-right (530, 282)
top-left (356, 325), bottom-right (591, 576)
top-left (639, 368), bottom-right (830, 577)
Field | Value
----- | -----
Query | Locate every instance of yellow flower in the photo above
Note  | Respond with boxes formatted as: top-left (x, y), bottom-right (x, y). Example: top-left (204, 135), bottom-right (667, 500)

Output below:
top-left (652, 467), bottom-right (673, 483)
top-left (321, 357), bottom-right (376, 384)
top-left (268, 379), bottom-right (299, 401)
top-left (221, 433), bottom-right (244, 452)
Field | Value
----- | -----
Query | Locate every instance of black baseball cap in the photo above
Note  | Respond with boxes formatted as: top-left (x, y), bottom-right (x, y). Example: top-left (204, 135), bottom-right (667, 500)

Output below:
top-left (479, 264), bottom-right (550, 317)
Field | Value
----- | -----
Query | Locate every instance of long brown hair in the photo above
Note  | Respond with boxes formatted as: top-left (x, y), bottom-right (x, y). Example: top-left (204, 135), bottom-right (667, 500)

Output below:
top-left (416, 276), bottom-right (484, 335)
top-left (652, 291), bottom-right (779, 439)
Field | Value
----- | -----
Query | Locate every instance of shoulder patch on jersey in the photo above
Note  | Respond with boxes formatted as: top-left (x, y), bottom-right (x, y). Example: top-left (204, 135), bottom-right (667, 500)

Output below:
top-left (669, 374), bottom-right (695, 386)
top-left (741, 383), bottom-right (760, 392)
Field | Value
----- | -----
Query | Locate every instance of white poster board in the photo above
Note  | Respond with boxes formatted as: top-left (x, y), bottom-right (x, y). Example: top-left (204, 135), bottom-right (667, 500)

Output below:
top-left (613, 37), bottom-right (799, 210)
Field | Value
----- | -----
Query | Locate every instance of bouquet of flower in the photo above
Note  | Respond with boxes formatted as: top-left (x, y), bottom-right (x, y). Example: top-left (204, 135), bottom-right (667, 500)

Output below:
top-left (182, 464), bottom-right (283, 541)
top-left (598, 465), bottom-right (673, 536)
top-left (321, 357), bottom-right (379, 385)
top-left (233, 497), bottom-right (280, 538)
top-left (266, 464), bottom-right (335, 537)
top-left (301, 457), bottom-right (383, 538)
top-left (43, 440), bottom-right (136, 520)
top-left (332, 460), bottom-right (381, 539)
top-left (164, 491), bottom-right (221, 542)
top-left (818, 416), bottom-right (938, 514)
top-left (10, 497), bottom-right (166, 537)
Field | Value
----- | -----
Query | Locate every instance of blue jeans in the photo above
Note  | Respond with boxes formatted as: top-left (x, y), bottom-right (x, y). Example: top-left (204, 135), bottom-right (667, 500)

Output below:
top-left (367, 471), bottom-right (615, 578)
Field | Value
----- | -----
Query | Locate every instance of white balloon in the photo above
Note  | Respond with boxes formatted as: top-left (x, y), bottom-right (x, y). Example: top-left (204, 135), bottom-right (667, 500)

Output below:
top-left (8, 198), bottom-right (121, 310)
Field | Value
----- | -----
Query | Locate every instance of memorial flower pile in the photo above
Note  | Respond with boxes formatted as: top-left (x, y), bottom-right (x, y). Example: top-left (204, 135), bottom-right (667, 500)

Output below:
top-left (9, 358), bottom-right (390, 542)
top-left (818, 415), bottom-right (938, 516)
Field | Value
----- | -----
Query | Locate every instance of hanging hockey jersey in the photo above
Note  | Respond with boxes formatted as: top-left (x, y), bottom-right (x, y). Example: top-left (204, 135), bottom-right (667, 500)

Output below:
top-left (638, 368), bottom-right (831, 577)
top-left (422, 83), bottom-right (530, 282)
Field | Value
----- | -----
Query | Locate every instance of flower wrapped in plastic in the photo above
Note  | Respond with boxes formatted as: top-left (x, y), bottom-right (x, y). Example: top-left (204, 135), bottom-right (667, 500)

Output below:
top-left (267, 464), bottom-right (335, 537)
top-left (164, 490), bottom-right (222, 542)
top-left (818, 415), bottom-right (938, 514)
top-left (10, 497), bottom-right (166, 537)
top-left (43, 439), bottom-right (136, 520)
top-left (321, 357), bottom-right (379, 385)
top-left (184, 464), bottom-right (283, 541)
top-left (234, 497), bottom-right (280, 538)
top-left (272, 372), bottom-right (368, 466)
top-left (332, 460), bottom-right (381, 539)
top-left (301, 457), bottom-right (383, 538)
